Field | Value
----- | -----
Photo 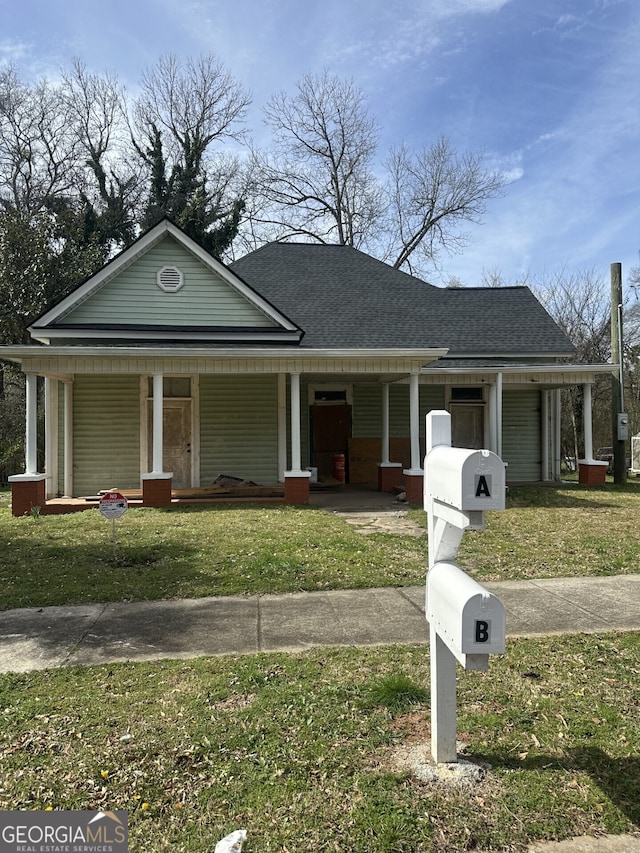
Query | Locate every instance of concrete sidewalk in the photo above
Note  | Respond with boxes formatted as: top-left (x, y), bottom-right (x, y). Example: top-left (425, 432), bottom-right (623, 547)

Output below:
top-left (1, 575), bottom-right (639, 673)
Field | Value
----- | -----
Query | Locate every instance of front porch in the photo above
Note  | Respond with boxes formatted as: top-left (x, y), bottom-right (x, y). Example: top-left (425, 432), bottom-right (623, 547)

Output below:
top-left (10, 481), bottom-right (407, 516)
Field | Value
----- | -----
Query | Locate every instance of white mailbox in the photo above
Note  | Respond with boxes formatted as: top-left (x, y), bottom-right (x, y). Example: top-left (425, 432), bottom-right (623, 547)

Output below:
top-left (427, 560), bottom-right (505, 669)
top-left (426, 446), bottom-right (506, 512)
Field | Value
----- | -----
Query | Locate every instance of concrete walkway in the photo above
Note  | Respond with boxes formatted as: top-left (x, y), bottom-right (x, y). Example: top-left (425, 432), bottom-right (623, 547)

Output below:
top-left (1, 574), bottom-right (639, 673)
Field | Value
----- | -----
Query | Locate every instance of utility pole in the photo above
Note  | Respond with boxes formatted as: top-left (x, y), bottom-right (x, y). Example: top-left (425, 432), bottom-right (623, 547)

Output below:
top-left (611, 262), bottom-right (628, 484)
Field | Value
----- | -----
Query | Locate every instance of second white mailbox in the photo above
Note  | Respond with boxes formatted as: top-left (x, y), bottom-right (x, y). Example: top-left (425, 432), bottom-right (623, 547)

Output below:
top-left (427, 560), bottom-right (506, 669)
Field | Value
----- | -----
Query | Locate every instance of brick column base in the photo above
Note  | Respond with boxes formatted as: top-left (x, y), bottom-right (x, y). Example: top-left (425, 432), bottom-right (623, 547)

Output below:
top-left (9, 475), bottom-right (47, 517)
top-left (578, 461), bottom-right (608, 486)
top-left (142, 474), bottom-right (173, 507)
top-left (403, 470), bottom-right (424, 506)
top-left (378, 463), bottom-right (403, 493)
top-left (284, 472), bottom-right (311, 505)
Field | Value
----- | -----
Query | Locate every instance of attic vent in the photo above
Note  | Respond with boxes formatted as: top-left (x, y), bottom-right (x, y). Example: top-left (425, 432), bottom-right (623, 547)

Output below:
top-left (157, 265), bottom-right (184, 293)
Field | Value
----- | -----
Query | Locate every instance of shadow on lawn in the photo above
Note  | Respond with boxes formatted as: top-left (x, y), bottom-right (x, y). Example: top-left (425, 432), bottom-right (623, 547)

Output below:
top-left (473, 746), bottom-right (640, 829)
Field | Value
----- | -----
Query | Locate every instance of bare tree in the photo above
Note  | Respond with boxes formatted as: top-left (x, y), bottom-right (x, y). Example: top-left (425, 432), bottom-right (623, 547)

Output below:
top-left (251, 71), bottom-right (384, 248)
top-left (384, 136), bottom-right (506, 274)
top-left (131, 54), bottom-right (251, 256)
top-left (532, 267), bottom-right (612, 462)
top-left (0, 65), bottom-right (78, 213)
top-left (62, 59), bottom-right (141, 248)
top-left (532, 267), bottom-right (611, 363)
top-left (480, 266), bottom-right (531, 288)
top-left (251, 73), bottom-right (505, 274)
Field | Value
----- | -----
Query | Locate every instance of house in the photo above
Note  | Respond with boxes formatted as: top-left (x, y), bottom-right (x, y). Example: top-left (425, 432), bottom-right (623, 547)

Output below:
top-left (1, 218), bottom-right (615, 516)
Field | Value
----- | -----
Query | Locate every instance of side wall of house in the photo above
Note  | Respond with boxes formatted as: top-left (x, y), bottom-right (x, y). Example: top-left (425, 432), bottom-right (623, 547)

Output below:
top-left (199, 375), bottom-right (280, 484)
top-left (502, 389), bottom-right (542, 482)
top-left (71, 375), bottom-right (141, 496)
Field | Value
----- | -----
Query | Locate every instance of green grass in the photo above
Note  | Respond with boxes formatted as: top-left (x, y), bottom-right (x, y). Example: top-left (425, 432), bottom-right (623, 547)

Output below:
top-left (3, 480), bottom-right (640, 609)
top-left (1, 634), bottom-right (638, 851)
top-left (414, 479), bottom-right (640, 582)
top-left (0, 495), bottom-right (428, 610)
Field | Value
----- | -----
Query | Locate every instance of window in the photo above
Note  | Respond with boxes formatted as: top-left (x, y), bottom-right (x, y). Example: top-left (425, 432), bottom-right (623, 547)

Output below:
top-left (451, 387), bottom-right (484, 402)
top-left (147, 377), bottom-right (191, 398)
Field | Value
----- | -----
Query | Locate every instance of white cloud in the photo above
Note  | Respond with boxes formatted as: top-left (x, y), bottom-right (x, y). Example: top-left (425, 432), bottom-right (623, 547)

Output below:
top-left (0, 38), bottom-right (30, 66)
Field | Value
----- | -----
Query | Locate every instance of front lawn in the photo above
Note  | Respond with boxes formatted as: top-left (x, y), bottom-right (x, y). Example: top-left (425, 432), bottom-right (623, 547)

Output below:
top-left (2, 480), bottom-right (640, 610)
top-left (1, 633), bottom-right (638, 851)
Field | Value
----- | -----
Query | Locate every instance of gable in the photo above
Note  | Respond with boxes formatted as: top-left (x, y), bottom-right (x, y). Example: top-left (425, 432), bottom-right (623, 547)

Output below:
top-left (61, 236), bottom-right (277, 328)
top-left (29, 220), bottom-right (302, 345)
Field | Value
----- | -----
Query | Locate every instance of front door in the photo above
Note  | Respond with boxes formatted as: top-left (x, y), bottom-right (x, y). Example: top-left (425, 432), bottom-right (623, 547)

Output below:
top-left (450, 404), bottom-right (484, 449)
top-left (148, 399), bottom-right (192, 489)
top-left (311, 403), bottom-right (352, 481)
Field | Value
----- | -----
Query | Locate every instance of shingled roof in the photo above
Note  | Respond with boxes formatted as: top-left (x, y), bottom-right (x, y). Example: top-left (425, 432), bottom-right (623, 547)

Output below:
top-left (230, 243), bottom-right (574, 358)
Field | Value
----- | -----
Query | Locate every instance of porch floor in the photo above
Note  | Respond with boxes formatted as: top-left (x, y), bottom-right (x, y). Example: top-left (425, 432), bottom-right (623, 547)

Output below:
top-left (41, 483), bottom-right (400, 514)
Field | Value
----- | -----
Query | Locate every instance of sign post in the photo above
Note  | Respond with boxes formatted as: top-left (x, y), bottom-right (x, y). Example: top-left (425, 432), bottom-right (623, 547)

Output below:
top-left (424, 411), bottom-right (506, 763)
top-left (99, 491), bottom-right (128, 557)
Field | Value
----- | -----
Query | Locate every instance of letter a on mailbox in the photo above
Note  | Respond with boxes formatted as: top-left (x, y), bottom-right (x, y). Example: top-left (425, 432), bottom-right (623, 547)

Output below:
top-left (475, 474), bottom-right (491, 498)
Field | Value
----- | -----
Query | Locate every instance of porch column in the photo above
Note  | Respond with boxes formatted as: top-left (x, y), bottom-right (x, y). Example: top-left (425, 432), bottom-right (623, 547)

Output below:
top-left (378, 382), bottom-right (403, 493)
top-left (25, 373), bottom-right (38, 475)
top-left (403, 372), bottom-right (424, 504)
top-left (152, 373), bottom-right (164, 474)
top-left (44, 377), bottom-right (58, 499)
top-left (64, 380), bottom-right (74, 497)
top-left (285, 372), bottom-right (310, 504)
top-left (541, 391), bottom-right (550, 482)
top-left (583, 383), bottom-right (593, 461)
top-left (142, 372), bottom-right (172, 507)
top-left (277, 373), bottom-right (287, 481)
top-left (382, 383), bottom-right (390, 464)
top-left (578, 383), bottom-right (607, 485)
top-left (9, 372), bottom-right (47, 516)
top-left (553, 388), bottom-right (562, 480)
top-left (488, 383), bottom-right (497, 453)
top-left (495, 371), bottom-right (503, 459)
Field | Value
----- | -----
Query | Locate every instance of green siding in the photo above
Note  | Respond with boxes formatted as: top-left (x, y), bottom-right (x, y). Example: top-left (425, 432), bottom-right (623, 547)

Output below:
top-left (73, 375), bottom-right (140, 495)
top-left (352, 384), bottom-right (381, 436)
top-left (502, 389), bottom-right (541, 482)
top-left (200, 376), bottom-right (279, 484)
top-left (63, 236), bottom-right (277, 328)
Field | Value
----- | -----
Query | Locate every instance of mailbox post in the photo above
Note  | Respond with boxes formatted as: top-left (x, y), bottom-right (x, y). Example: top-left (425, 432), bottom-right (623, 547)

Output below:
top-left (424, 411), bottom-right (506, 763)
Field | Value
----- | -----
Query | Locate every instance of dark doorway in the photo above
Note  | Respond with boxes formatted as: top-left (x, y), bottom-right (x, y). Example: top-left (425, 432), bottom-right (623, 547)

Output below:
top-left (311, 403), bottom-right (352, 480)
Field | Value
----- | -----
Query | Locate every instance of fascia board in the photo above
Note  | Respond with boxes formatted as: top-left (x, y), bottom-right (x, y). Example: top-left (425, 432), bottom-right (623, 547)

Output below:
top-left (0, 344), bottom-right (448, 363)
top-left (422, 363), bottom-right (617, 376)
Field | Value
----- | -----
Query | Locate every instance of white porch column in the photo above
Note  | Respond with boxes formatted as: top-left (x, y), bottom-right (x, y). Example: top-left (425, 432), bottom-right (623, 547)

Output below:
top-left (44, 378), bottom-right (58, 499)
top-left (64, 380), bottom-right (74, 497)
top-left (25, 373), bottom-right (38, 475)
top-left (409, 371), bottom-right (421, 472)
top-left (553, 388), bottom-right (562, 479)
top-left (381, 383), bottom-right (390, 465)
top-left (152, 372), bottom-right (164, 473)
top-left (583, 383), bottom-right (594, 461)
top-left (541, 391), bottom-right (550, 481)
top-left (278, 373), bottom-right (287, 481)
top-left (495, 372), bottom-right (503, 459)
top-left (488, 383), bottom-right (497, 453)
top-left (290, 372), bottom-right (302, 473)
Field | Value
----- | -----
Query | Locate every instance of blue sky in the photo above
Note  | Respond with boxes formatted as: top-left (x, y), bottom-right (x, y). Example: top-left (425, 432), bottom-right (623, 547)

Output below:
top-left (1, 0), bottom-right (638, 288)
